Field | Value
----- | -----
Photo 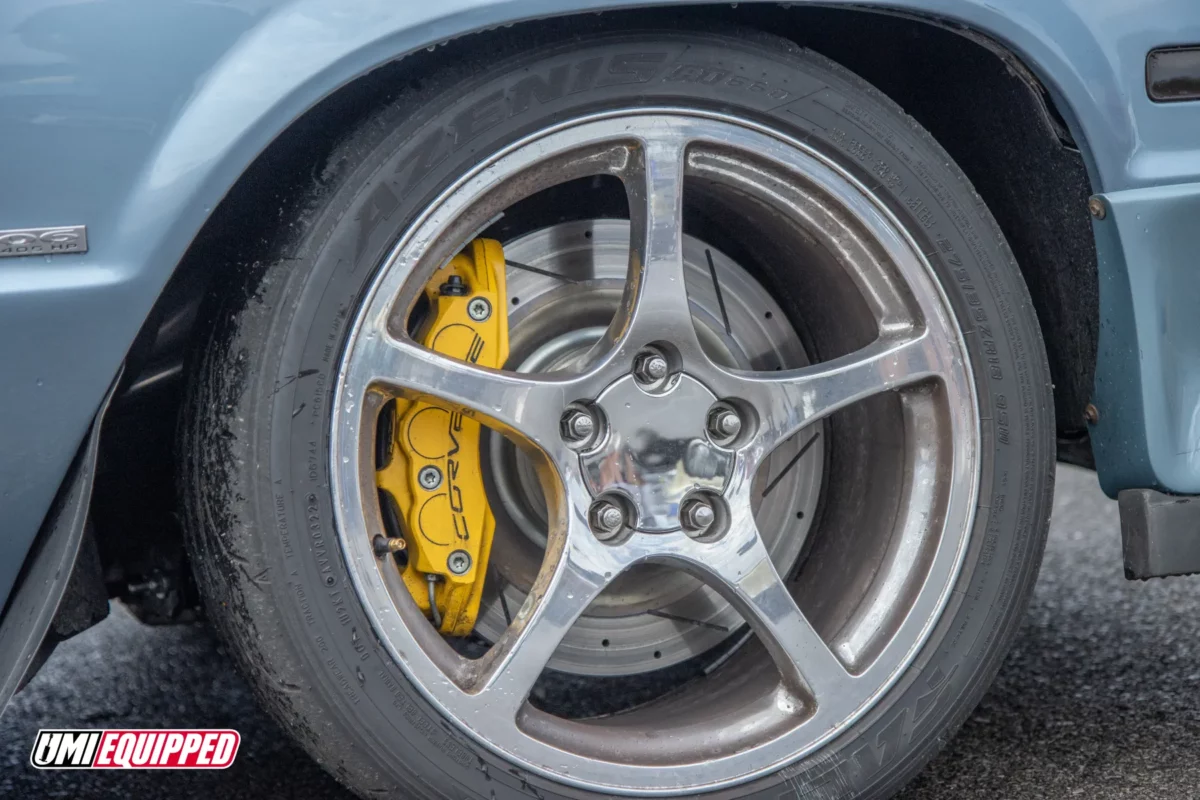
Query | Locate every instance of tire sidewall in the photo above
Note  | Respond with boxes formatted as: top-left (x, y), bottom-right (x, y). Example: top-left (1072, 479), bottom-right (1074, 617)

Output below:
top-left (219, 31), bottom-right (1051, 800)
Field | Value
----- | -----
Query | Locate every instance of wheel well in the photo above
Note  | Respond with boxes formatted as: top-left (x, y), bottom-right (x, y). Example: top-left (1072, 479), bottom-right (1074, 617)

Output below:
top-left (88, 4), bottom-right (1098, 618)
top-left (779, 7), bottom-right (1099, 445)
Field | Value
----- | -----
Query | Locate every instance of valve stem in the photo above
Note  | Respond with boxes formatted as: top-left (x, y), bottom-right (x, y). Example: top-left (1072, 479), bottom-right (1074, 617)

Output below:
top-left (373, 534), bottom-right (407, 556)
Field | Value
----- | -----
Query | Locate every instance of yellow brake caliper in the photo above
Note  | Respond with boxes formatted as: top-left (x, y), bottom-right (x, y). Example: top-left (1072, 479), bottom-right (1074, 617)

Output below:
top-left (375, 238), bottom-right (508, 635)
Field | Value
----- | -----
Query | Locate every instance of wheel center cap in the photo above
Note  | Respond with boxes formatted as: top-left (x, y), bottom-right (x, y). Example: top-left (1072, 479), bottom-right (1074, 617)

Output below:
top-left (580, 373), bottom-right (733, 532)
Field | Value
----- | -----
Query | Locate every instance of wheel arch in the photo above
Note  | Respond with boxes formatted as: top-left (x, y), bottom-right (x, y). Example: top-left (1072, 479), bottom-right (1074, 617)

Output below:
top-left (92, 3), bottom-right (1102, 610)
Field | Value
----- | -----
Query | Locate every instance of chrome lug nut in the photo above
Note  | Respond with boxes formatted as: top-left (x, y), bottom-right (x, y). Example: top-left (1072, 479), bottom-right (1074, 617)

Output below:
top-left (707, 406), bottom-right (742, 441)
top-left (447, 550), bottom-right (472, 575)
top-left (560, 408), bottom-right (597, 445)
top-left (417, 465), bottom-right (443, 490)
top-left (681, 497), bottom-right (716, 533)
top-left (467, 297), bottom-right (492, 321)
top-left (589, 500), bottom-right (626, 540)
top-left (632, 351), bottom-right (669, 385)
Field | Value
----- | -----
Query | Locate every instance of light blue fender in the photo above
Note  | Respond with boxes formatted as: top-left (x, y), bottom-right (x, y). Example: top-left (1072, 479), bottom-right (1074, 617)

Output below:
top-left (1, 0), bottom-right (1199, 607)
top-left (1092, 183), bottom-right (1200, 496)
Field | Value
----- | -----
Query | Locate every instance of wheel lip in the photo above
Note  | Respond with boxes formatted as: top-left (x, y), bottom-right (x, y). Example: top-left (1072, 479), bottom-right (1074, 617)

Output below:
top-left (330, 107), bottom-right (981, 795)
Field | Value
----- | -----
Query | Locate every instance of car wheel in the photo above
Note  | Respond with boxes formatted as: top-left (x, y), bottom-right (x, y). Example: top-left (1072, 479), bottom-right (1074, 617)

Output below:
top-left (181, 27), bottom-right (1053, 800)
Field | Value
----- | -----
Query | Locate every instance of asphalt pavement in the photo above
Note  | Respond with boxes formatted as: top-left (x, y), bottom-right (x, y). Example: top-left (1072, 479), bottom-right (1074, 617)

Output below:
top-left (4, 465), bottom-right (1200, 799)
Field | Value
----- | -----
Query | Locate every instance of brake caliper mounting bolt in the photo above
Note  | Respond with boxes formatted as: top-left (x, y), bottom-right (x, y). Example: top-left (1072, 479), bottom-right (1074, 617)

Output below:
top-left (467, 297), bottom-right (492, 321)
top-left (589, 500), bottom-right (626, 540)
top-left (561, 408), bottom-right (596, 445)
top-left (417, 465), bottom-right (443, 491)
top-left (447, 550), bottom-right (472, 576)
top-left (681, 497), bottom-right (716, 533)
top-left (708, 407), bottom-right (742, 440)
top-left (633, 351), bottom-right (669, 385)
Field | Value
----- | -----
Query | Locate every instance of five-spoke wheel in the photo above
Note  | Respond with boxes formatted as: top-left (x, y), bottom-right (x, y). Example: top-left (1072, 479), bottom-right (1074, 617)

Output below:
top-left (185, 30), bottom-right (1052, 800)
top-left (333, 114), bottom-right (978, 791)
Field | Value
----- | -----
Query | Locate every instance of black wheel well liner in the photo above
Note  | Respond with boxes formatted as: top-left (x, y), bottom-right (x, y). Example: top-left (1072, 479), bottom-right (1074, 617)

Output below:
top-left (89, 3), bottom-right (1098, 611)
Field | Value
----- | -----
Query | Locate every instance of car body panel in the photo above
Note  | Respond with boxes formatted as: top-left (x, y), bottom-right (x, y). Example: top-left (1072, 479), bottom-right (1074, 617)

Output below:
top-left (1093, 182), bottom-right (1200, 496)
top-left (1, 0), bottom-right (1198, 609)
top-left (0, 371), bottom-right (114, 715)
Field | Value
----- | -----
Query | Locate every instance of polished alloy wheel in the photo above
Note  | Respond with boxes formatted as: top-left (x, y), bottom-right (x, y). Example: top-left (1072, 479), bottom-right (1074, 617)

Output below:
top-left (185, 31), bottom-right (1053, 800)
top-left (331, 112), bottom-right (978, 793)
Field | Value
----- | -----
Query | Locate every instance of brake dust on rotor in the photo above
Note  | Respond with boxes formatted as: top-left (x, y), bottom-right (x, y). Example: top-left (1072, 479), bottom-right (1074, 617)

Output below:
top-left (375, 238), bottom-right (509, 636)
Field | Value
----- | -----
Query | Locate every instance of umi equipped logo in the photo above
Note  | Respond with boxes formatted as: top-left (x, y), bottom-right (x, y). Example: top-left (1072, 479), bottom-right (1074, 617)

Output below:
top-left (30, 729), bottom-right (239, 769)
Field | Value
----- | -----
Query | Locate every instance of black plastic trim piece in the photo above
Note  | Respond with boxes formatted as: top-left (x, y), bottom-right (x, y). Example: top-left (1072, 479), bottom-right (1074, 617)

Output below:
top-left (1119, 488), bottom-right (1200, 579)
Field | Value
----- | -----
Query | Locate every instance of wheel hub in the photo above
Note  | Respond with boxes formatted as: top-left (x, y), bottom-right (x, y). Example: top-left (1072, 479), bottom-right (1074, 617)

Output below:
top-left (478, 219), bottom-right (821, 676)
top-left (579, 371), bottom-right (733, 533)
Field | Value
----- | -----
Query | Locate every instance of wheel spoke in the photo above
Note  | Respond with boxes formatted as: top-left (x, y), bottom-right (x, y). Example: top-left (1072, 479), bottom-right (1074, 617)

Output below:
top-left (658, 518), bottom-right (853, 705)
top-left (466, 530), bottom-right (622, 718)
top-left (359, 332), bottom-right (574, 449)
top-left (735, 331), bottom-right (939, 463)
top-left (725, 543), bottom-right (853, 703)
top-left (585, 132), bottom-right (704, 370)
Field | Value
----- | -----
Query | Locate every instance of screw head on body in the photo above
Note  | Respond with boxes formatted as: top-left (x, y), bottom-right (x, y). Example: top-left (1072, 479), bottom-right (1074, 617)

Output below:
top-left (418, 465), bottom-right (443, 490)
top-left (467, 297), bottom-right (492, 321)
top-left (447, 550), bottom-right (472, 575)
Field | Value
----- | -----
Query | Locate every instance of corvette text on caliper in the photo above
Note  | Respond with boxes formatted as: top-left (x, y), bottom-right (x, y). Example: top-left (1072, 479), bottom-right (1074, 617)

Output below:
top-left (375, 238), bottom-right (509, 635)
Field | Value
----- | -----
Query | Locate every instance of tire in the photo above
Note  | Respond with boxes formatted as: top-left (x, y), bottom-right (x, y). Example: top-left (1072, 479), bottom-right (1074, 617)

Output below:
top-left (181, 26), bottom-right (1053, 800)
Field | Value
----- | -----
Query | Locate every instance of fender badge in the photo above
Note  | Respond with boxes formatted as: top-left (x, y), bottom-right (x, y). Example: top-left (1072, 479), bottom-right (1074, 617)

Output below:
top-left (0, 226), bottom-right (88, 258)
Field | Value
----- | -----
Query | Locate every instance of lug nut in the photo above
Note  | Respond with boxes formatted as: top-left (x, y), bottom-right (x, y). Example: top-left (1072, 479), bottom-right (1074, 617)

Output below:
top-left (589, 500), bottom-right (626, 540)
top-left (447, 550), bottom-right (472, 575)
top-left (681, 497), bottom-right (716, 533)
top-left (417, 465), bottom-right (443, 490)
top-left (467, 297), bottom-right (492, 321)
top-left (632, 351), bottom-right (669, 385)
top-left (561, 408), bottom-right (597, 445)
top-left (708, 407), bottom-right (742, 440)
